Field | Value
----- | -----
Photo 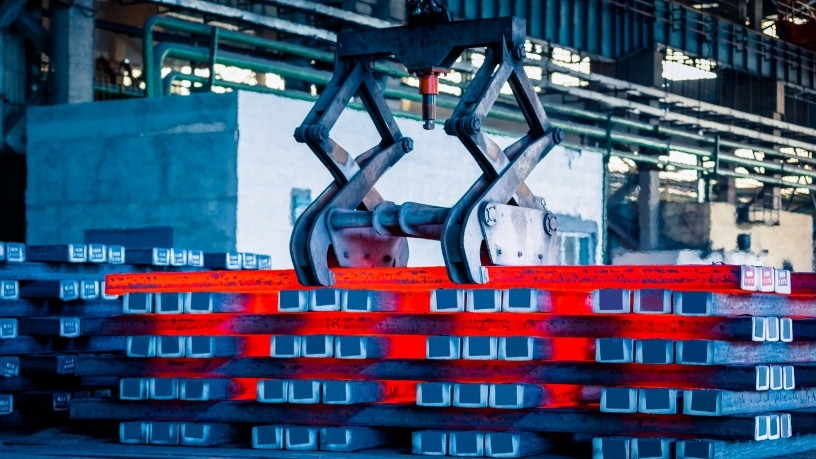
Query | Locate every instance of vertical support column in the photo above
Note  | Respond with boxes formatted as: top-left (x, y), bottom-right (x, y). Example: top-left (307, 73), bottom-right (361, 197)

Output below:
top-left (712, 134), bottom-right (736, 205)
top-left (0, 33), bottom-right (4, 143)
top-left (1, 30), bottom-right (27, 151)
top-left (51, 0), bottom-right (94, 104)
top-left (714, 176), bottom-right (737, 205)
top-left (617, 49), bottom-right (663, 88)
top-left (747, 0), bottom-right (764, 31)
top-left (0, 30), bottom-right (28, 242)
top-left (763, 81), bottom-right (785, 220)
top-left (638, 165), bottom-right (660, 251)
top-left (602, 117), bottom-right (612, 264)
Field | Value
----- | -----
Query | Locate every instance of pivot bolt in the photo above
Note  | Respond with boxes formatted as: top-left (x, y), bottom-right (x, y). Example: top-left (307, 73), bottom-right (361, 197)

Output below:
top-left (551, 127), bottom-right (565, 145)
top-left (462, 116), bottom-right (481, 135)
top-left (483, 204), bottom-right (497, 227)
top-left (544, 212), bottom-right (558, 235)
top-left (513, 43), bottom-right (527, 61)
top-left (402, 137), bottom-right (415, 153)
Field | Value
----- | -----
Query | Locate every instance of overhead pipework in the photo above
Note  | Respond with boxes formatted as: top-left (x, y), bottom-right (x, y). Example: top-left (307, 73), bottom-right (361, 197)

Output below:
top-left (292, 0), bottom-right (564, 287)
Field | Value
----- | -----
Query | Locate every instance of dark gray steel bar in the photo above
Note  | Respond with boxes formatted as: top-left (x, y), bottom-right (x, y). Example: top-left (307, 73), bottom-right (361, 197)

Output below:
top-left (70, 400), bottom-right (763, 440)
top-left (19, 281), bottom-right (79, 301)
top-left (684, 388), bottom-right (816, 416)
top-left (24, 245), bottom-right (87, 263)
top-left (677, 434), bottom-right (816, 459)
top-left (19, 355), bottom-right (78, 375)
top-left (676, 292), bottom-right (816, 317)
top-left (0, 299), bottom-right (122, 317)
top-left (0, 336), bottom-right (125, 355)
top-left (73, 357), bottom-right (763, 390)
top-left (18, 317), bottom-right (81, 338)
top-left (80, 313), bottom-right (764, 341)
top-left (202, 252), bottom-right (243, 270)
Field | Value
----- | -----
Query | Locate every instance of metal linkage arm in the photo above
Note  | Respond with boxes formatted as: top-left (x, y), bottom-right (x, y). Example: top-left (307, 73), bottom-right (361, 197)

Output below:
top-left (441, 30), bottom-right (564, 284)
top-left (292, 13), bottom-right (563, 286)
top-left (291, 58), bottom-right (412, 286)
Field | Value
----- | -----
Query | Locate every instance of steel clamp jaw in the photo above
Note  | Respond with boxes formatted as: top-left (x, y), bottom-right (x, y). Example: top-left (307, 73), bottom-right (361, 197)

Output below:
top-left (292, 16), bottom-right (562, 286)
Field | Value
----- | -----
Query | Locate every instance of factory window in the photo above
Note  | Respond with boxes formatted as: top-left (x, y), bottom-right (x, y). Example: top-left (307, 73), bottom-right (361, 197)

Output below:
top-left (559, 233), bottom-right (594, 265)
top-left (550, 47), bottom-right (590, 88)
top-left (662, 49), bottom-right (716, 81)
top-left (290, 188), bottom-right (311, 225)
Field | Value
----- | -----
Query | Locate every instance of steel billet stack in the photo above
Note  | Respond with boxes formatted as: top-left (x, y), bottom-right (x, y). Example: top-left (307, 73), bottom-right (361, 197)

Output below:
top-left (57, 264), bottom-right (816, 458)
top-left (0, 240), bottom-right (269, 432)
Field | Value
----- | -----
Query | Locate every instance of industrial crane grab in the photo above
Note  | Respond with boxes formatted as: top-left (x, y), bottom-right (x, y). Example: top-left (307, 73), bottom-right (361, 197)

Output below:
top-left (291, 0), bottom-right (564, 286)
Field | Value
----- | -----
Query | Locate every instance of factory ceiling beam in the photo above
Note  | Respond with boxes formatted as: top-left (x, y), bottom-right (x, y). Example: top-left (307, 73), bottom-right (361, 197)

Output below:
top-left (539, 78), bottom-right (816, 154)
top-left (260, 0), bottom-right (396, 28)
top-left (144, 0), bottom-right (336, 42)
top-left (447, 0), bottom-right (816, 92)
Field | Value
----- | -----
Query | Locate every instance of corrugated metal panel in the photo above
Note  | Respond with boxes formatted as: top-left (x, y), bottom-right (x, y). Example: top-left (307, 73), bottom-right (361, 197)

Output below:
top-left (448, 0), bottom-right (653, 59)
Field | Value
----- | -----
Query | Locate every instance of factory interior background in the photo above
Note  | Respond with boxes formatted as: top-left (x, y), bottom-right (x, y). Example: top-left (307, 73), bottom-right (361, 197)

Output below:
top-left (1, 0), bottom-right (816, 457)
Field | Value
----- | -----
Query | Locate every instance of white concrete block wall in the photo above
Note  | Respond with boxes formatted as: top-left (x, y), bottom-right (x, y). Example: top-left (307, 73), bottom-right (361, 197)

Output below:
top-left (236, 92), bottom-right (603, 267)
top-left (709, 202), bottom-right (813, 271)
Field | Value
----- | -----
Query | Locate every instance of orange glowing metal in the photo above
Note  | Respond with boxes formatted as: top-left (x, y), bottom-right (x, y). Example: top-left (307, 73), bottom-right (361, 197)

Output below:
top-left (94, 312), bottom-right (735, 340)
top-left (105, 265), bottom-right (745, 295)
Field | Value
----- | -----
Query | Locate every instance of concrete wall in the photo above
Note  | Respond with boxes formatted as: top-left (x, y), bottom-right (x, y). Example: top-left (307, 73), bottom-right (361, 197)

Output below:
top-left (27, 93), bottom-right (239, 251)
top-left (660, 201), bottom-right (711, 250)
top-left (614, 249), bottom-right (764, 267)
top-left (623, 200), bottom-right (812, 271)
top-left (709, 202), bottom-right (813, 271)
top-left (28, 91), bottom-right (604, 267)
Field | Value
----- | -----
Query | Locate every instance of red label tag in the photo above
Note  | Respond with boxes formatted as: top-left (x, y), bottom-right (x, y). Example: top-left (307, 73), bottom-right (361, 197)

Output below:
top-left (760, 267), bottom-right (775, 292)
top-left (775, 269), bottom-right (791, 294)
top-left (741, 266), bottom-right (758, 291)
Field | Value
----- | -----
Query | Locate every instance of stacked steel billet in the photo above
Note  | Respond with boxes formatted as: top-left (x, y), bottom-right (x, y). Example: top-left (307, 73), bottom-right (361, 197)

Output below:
top-left (0, 241), bottom-right (268, 430)
top-left (57, 264), bottom-right (816, 457)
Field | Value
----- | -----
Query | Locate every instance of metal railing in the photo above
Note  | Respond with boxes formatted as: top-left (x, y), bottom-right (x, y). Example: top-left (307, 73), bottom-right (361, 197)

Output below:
top-left (778, 0), bottom-right (816, 21)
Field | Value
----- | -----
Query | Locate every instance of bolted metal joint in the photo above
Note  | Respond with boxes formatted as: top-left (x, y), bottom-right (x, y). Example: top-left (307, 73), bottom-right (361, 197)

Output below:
top-left (294, 125), bottom-right (329, 144)
top-left (482, 204), bottom-right (498, 227)
top-left (513, 43), bottom-right (527, 61)
top-left (401, 137), bottom-right (415, 153)
top-left (551, 127), bottom-right (565, 145)
top-left (543, 212), bottom-right (558, 235)
top-left (445, 116), bottom-right (482, 136)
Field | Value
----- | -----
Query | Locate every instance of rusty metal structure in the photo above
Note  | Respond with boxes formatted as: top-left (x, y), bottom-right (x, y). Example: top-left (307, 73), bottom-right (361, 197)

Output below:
top-left (292, 1), bottom-right (562, 286)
